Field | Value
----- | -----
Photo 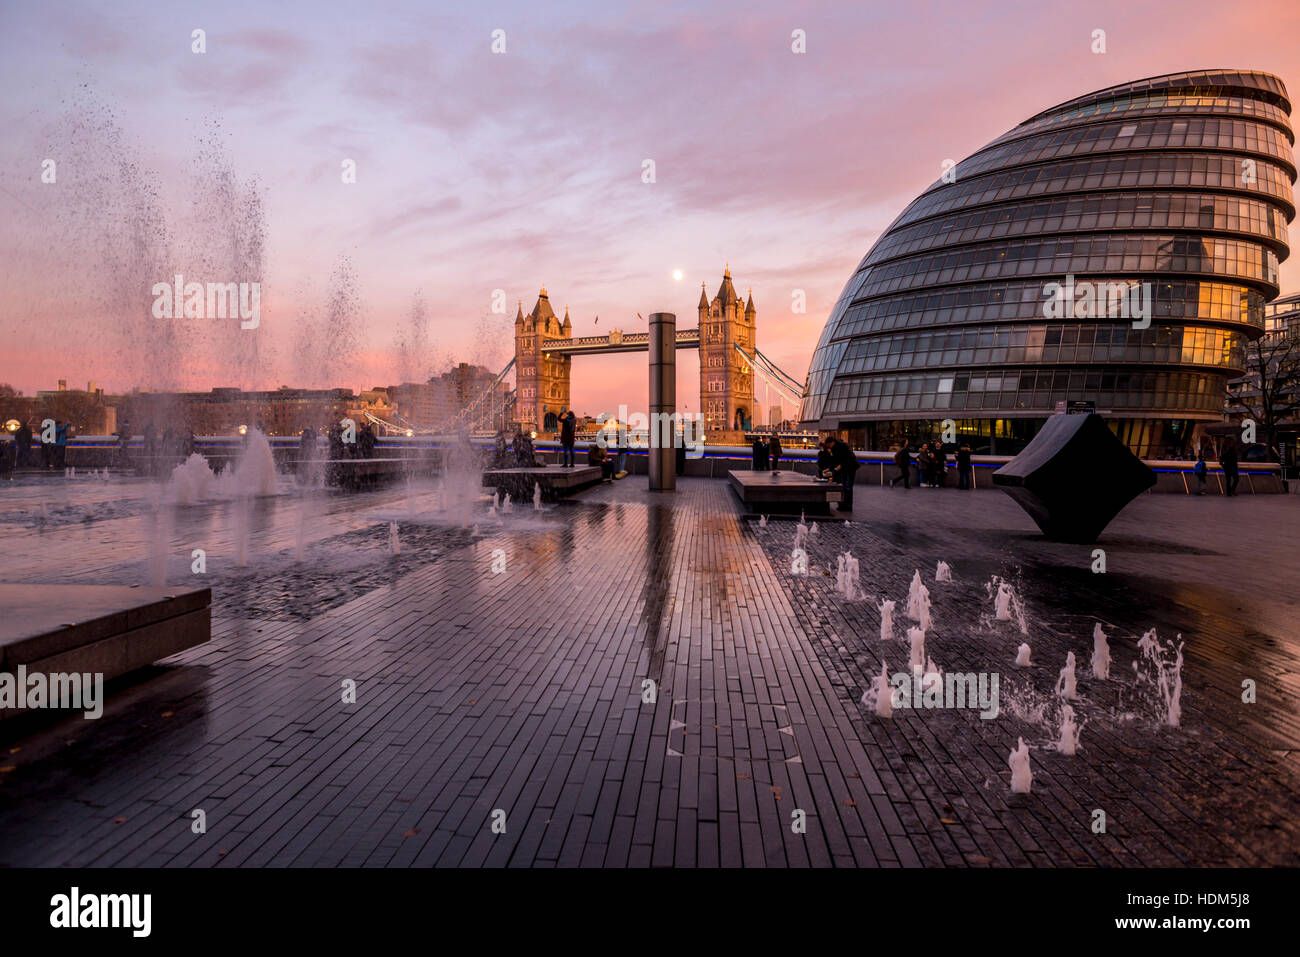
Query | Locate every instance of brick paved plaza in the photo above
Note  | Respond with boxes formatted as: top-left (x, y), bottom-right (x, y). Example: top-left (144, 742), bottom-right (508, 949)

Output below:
top-left (0, 473), bottom-right (1297, 867)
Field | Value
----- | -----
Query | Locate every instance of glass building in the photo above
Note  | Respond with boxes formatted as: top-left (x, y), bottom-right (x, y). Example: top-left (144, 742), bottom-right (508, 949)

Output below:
top-left (800, 71), bottom-right (1296, 456)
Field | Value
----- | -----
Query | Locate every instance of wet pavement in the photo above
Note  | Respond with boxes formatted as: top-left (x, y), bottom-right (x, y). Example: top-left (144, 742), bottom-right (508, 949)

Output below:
top-left (0, 471), bottom-right (1296, 866)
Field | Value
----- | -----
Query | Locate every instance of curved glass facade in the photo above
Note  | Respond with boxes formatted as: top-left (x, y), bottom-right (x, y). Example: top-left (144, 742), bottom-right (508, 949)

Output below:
top-left (802, 70), bottom-right (1296, 455)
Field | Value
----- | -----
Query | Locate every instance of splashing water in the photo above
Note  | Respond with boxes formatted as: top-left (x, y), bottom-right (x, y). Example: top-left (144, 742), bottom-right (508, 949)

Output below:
top-left (860, 661), bottom-right (894, 719)
top-left (879, 599), bottom-right (895, 642)
top-left (922, 657), bottom-right (943, 695)
top-left (794, 523), bottom-right (809, 552)
top-left (439, 430), bottom-right (481, 521)
top-left (294, 494), bottom-right (310, 562)
top-left (835, 551), bottom-right (862, 601)
top-left (1014, 643), bottom-right (1032, 667)
top-left (1055, 651), bottom-right (1078, 701)
top-left (1134, 629), bottom-right (1184, 727)
top-left (166, 430), bottom-right (280, 503)
top-left (987, 576), bottom-right (1029, 635)
top-left (167, 453), bottom-right (216, 505)
top-left (1091, 623), bottom-right (1111, 680)
top-left (233, 493), bottom-right (251, 567)
top-left (1056, 704), bottom-right (1084, 755)
top-left (533, 482), bottom-right (542, 511)
top-left (759, 515), bottom-right (767, 529)
top-left (935, 561), bottom-right (952, 582)
top-left (906, 570), bottom-right (931, 631)
top-left (809, 522), bottom-right (819, 539)
top-left (147, 505), bottom-right (171, 587)
top-left (1008, 737), bottom-right (1032, 794)
top-left (908, 627), bottom-right (926, 671)
top-left (1001, 682), bottom-right (1054, 728)
top-left (502, 493), bottom-right (512, 514)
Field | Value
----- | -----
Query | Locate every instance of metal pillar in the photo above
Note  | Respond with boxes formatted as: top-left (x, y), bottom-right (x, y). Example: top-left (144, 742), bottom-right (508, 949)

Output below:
top-left (648, 311), bottom-right (676, 491)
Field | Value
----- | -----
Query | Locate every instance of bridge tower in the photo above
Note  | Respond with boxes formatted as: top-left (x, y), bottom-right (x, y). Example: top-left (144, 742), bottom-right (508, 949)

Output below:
top-left (514, 287), bottom-right (573, 434)
top-left (698, 265), bottom-right (756, 436)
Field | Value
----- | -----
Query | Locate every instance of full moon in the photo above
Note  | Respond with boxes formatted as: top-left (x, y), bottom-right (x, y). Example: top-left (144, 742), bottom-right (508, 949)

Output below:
top-left (672, 269), bottom-right (683, 281)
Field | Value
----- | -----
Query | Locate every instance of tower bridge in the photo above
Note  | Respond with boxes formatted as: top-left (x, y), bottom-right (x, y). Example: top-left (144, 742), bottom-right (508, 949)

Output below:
top-left (514, 265), bottom-right (763, 438)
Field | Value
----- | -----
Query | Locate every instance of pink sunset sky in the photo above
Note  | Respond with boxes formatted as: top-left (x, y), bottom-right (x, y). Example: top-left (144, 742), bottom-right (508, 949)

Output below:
top-left (1, 0), bottom-right (1298, 418)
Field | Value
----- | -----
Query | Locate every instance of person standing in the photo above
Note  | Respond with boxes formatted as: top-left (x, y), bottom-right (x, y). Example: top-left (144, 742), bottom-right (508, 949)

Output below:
top-left (1193, 451), bottom-right (1207, 495)
top-left (957, 444), bottom-right (973, 490)
top-left (560, 409), bottom-right (577, 468)
top-left (825, 436), bottom-right (859, 513)
top-left (768, 434), bottom-right (782, 474)
top-left (917, 442), bottom-right (933, 488)
top-left (1220, 441), bottom-right (1240, 496)
top-left (54, 420), bottom-right (69, 469)
top-left (935, 444), bottom-right (948, 488)
top-left (14, 420), bottom-right (31, 468)
top-left (615, 427), bottom-right (629, 478)
top-left (890, 443), bottom-right (911, 489)
top-left (751, 436), bottom-right (764, 471)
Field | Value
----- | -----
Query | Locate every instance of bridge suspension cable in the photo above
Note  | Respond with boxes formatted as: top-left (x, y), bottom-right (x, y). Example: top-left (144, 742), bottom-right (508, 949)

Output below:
top-left (733, 344), bottom-right (804, 410)
top-left (431, 357), bottom-right (516, 434)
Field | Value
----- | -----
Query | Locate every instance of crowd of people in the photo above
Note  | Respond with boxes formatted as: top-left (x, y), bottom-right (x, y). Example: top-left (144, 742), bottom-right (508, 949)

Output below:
top-left (888, 441), bottom-right (974, 490)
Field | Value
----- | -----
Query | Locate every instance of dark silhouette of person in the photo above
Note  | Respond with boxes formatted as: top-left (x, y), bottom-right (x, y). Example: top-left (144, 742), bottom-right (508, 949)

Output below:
top-left (824, 436), bottom-right (860, 512)
top-left (14, 420), bottom-right (31, 468)
top-left (957, 444), bottom-right (973, 490)
top-left (54, 420), bottom-right (69, 469)
top-left (588, 443), bottom-right (616, 482)
top-left (560, 410), bottom-right (577, 467)
top-left (890, 443), bottom-right (911, 489)
top-left (1220, 441), bottom-right (1240, 496)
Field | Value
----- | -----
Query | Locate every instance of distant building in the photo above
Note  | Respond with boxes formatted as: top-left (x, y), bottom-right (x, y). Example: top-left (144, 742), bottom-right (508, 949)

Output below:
top-left (801, 70), bottom-right (1296, 457)
top-left (117, 386), bottom-right (353, 436)
top-left (30, 382), bottom-right (117, 434)
top-left (387, 362), bottom-right (509, 432)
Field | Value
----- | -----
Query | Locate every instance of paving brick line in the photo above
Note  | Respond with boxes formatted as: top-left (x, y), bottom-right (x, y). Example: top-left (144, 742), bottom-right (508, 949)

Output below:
top-left (3, 477), bottom-right (1295, 866)
top-left (746, 486), bottom-right (1300, 866)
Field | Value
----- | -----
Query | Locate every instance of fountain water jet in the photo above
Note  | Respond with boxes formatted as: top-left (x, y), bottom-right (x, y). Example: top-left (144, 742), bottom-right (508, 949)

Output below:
top-left (1091, 623), bottom-right (1111, 680)
top-left (878, 599), bottom-right (895, 641)
top-left (1056, 704), bottom-right (1084, 755)
top-left (1008, 738), bottom-right (1032, 793)
top-left (1134, 629), bottom-right (1184, 727)
top-left (906, 571), bottom-right (931, 632)
top-left (835, 551), bottom-right (862, 601)
top-left (1055, 651), bottom-right (1078, 700)
top-left (908, 627), bottom-right (926, 671)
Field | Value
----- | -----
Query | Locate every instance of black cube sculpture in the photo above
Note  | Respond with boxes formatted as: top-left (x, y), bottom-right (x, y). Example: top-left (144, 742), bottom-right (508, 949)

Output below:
top-left (992, 413), bottom-right (1156, 543)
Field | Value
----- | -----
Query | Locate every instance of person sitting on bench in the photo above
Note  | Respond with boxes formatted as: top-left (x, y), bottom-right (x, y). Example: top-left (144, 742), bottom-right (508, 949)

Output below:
top-left (588, 444), bottom-right (616, 483)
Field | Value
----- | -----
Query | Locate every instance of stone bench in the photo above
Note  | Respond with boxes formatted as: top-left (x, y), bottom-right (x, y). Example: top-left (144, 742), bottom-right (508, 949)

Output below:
top-left (0, 585), bottom-right (211, 720)
top-left (728, 470), bottom-right (843, 515)
top-left (482, 466), bottom-right (603, 500)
